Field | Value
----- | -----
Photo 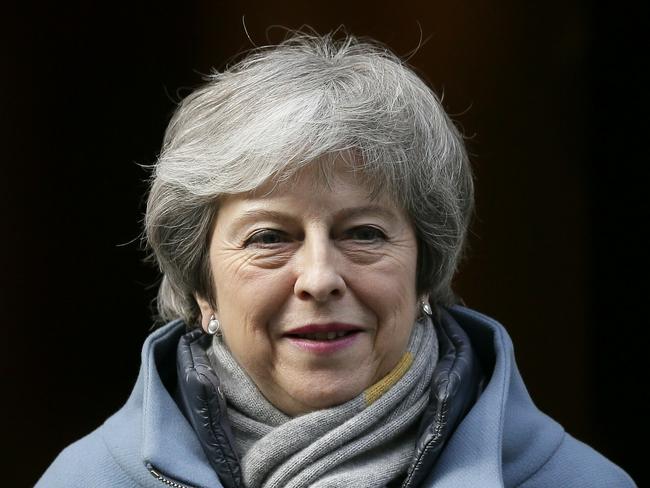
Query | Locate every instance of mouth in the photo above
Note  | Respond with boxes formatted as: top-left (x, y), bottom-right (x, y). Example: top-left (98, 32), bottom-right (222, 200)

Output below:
top-left (283, 323), bottom-right (363, 352)
top-left (284, 323), bottom-right (363, 339)
top-left (287, 330), bottom-right (360, 341)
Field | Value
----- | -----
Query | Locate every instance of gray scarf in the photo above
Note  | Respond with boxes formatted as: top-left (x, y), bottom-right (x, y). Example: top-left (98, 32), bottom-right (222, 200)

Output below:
top-left (207, 318), bottom-right (438, 488)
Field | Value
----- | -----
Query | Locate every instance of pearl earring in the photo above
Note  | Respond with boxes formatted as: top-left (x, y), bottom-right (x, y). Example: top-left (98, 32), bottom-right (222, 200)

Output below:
top-left (207, 314), bottom-right (221, 335)
top-left (422, 301), bottom-right (433, 317)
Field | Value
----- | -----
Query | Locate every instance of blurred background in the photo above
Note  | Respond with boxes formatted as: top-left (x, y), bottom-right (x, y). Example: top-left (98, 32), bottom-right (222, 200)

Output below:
top-left (2, 1), bottom-right (645, 485)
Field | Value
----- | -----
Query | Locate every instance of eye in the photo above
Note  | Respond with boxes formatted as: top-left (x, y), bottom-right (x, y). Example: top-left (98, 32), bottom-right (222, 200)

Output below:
top-left (244, 229), bottom-right (290, 247)
top-left (344, 226), bottom-right (386, 242)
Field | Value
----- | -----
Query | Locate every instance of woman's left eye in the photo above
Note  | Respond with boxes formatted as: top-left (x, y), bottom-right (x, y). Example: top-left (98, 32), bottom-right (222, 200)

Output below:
top-left (344, 226), bottom-right (386, 242)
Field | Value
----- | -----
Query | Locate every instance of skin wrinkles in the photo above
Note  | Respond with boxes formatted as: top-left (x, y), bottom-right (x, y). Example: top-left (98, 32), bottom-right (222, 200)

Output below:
top-left (196, 161), bottom-right (422, 416)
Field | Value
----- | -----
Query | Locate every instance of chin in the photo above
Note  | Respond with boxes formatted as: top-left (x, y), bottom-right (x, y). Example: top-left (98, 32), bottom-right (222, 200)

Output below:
top-left (286, 378), bottom-right (365, 415)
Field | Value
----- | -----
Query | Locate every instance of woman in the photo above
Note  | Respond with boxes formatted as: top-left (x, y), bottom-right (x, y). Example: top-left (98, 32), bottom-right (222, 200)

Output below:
top-left (37, 33), bottom-right (635, 487)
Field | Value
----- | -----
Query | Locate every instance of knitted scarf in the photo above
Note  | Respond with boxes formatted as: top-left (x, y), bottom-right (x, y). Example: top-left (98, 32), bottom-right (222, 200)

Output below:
top-left (207, 318), bottom-right (438, 488)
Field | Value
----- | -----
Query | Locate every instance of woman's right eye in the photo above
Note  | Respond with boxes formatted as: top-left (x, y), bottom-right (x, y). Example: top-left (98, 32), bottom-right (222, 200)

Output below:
top-left (244, 229), bottom-right (289, 247)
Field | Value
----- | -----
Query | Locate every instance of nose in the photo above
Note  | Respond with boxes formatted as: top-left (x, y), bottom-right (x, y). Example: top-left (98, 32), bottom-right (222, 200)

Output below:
top-left (293, 233), bottom-right (346, 302)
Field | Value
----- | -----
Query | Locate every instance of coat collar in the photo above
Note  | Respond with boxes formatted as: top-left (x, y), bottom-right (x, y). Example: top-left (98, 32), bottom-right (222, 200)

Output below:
top-left (100, 307), bottom-right (565, 488)
top-left (420, 307), bottom-right (564, 487)
top-left (101, 320), bottom-right (224, 488)
top-left (173, 309), bottom-right (487, 488)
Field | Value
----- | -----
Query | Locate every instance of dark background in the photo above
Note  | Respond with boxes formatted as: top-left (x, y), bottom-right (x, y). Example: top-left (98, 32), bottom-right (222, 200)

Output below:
top-left (2, 1), bottom-right (645, 486)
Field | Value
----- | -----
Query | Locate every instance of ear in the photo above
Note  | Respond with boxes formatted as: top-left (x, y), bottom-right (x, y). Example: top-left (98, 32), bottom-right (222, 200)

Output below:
top-left (194, 293), bottom-right (214, 333)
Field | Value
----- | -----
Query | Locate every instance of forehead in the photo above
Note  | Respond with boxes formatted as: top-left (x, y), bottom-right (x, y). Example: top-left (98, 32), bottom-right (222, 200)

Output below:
top-left (216, 159), bottom-right (406, 224)
top-left (234, 159), bottom-right (391, 203)
top-left (271, 160), bottom-right (373, 194)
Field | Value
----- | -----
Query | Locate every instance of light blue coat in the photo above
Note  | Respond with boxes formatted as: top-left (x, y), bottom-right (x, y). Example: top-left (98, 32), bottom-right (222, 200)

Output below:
top-left (36, 307), bottom-right (636, 487)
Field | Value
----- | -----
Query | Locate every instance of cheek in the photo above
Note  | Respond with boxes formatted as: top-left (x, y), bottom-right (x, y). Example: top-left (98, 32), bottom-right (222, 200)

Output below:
top-left (348, 262), bottom-right (418, 330)
top-left (352, 249), bottom-right (418, 307)
top-left (212, 260), bottom-right (294, 339)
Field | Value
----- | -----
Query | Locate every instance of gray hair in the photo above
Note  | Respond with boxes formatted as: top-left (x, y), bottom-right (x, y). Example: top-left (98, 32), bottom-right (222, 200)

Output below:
top-left (145, 32), bottom-right (474, 326)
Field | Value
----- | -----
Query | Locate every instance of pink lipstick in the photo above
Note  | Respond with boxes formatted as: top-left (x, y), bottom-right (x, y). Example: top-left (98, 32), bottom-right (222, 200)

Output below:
top-left (283, 323), bottom-right (363, 354)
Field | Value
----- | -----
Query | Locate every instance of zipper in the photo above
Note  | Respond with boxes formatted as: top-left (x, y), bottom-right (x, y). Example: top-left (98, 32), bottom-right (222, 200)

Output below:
top-left (400, 402), bottom-right (448, 488)
top-left (147, 464), bottom-right (198, 488)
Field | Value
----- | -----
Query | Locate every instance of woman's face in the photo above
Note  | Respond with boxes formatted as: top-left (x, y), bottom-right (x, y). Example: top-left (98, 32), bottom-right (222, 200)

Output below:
top-left (201, 162), bottom-right (420, 415)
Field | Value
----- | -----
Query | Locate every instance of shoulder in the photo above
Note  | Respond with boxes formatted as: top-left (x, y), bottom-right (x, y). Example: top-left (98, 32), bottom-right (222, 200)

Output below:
top-left (35, 426), bottom-right (135, 487)
top-left (516, 432), bottom-right (637, 487)
top-left (443, 306), bottom-right (637, 487)
top-left (36, 320), bottom-right (190, 488)
top-left (35, 417), bottom-right (164, 488)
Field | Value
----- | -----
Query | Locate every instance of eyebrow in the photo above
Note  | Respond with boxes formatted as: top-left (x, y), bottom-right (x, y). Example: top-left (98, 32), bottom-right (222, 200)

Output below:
top-left (334, 205), bottom-right (399, 223)
top-left (231, 209), bottom-right (296, 228)
top-left (230, 205), bottom-right (399, 229)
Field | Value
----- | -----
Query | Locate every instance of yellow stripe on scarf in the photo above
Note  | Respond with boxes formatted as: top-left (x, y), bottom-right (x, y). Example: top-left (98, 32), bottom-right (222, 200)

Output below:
top-left (364, 352), bottom-right (414, 406)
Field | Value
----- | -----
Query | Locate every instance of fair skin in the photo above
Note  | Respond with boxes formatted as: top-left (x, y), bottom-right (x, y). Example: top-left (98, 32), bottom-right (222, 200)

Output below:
top-left (197, 162), bottom-right (422, 416)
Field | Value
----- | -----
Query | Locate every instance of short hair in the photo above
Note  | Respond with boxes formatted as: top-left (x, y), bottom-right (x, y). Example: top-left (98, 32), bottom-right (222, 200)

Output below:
top-left (145, 32), bottom-right (474, 325)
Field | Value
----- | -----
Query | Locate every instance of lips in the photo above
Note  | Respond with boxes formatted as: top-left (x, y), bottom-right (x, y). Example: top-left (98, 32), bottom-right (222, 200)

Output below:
top-left (282, 323), bottom-right (364, 353)
top-left (292, 330), bottom-right (352, 340)
top-left (284, 323), bottom-right (363, 340)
